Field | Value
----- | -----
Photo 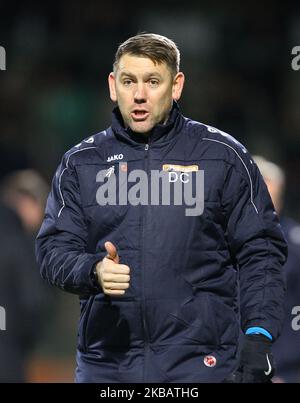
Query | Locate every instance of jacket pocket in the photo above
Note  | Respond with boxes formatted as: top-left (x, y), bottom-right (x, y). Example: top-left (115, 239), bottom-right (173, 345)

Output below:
top-left (84, 298), bottom-right (143, 351)
top-left (169, 294), bottom-right (221, 347)
top-left (78, 296), bottom-right (95, 353)
top-left (207, 295), bottom-right (239, 346)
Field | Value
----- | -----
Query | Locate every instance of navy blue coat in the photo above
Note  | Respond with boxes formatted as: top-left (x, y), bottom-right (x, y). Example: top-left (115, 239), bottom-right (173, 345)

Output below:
top-left (36, 103), bottom-right (287, 382)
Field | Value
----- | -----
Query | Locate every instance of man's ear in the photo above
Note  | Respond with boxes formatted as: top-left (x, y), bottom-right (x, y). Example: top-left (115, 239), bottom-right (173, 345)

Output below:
top-left (108, 72), bottom-right (117, 102)
top-left (172, 72), bottom-right (185, 101)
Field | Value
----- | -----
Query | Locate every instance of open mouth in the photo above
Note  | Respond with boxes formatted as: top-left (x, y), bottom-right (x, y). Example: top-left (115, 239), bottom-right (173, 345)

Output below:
top-left (131, 109), bottom-right (150, 121)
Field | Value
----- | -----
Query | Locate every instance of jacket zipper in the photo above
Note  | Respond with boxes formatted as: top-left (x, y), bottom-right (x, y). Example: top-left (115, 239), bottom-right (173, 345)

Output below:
top-left (141, 142), bottom-right (150, 381)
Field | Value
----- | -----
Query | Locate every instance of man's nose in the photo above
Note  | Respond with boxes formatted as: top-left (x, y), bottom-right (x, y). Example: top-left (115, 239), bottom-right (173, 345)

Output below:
top-left (134, 83), bottom-right (147, 103)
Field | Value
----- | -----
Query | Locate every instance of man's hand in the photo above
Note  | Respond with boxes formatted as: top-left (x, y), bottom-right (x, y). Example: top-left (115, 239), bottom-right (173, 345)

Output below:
top-left (95, 241), bottom-right (130, 296)
top-left (226, 334), bottom-right (275, 383)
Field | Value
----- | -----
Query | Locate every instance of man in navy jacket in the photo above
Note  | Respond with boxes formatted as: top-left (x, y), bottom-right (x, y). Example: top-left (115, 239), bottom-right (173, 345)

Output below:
top-left (36, 33), bottom-right (287, 383)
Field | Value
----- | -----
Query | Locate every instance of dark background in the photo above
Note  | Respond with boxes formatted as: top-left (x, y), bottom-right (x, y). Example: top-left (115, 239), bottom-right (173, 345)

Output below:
top-left (0, 0), bottom-right (300, 381)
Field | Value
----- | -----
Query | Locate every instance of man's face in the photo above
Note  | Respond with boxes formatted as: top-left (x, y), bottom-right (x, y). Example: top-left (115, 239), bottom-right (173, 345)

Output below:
top-left (108, 54), bottom-right (184, 134)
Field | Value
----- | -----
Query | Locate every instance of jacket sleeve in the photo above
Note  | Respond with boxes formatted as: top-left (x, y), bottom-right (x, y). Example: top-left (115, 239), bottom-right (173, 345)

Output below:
top-left (223, 152), bottom-right (288, 341)
top-left (36, 151), bottom-right (105, 295)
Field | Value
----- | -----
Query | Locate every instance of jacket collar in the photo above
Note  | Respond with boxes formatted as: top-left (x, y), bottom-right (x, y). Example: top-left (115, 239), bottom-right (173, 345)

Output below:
top-left (111, 101), bottom-right (184, 146)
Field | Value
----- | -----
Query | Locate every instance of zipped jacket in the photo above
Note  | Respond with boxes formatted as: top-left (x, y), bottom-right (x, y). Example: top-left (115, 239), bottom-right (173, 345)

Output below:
top-left (36, 102), bottom-right (287, 382)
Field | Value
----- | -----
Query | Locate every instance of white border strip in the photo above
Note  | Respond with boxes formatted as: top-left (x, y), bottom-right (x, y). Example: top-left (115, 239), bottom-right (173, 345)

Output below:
top-left (58, 147), bottom-right (97, 217)
top-left (203, 138), bottom-right (258, 214)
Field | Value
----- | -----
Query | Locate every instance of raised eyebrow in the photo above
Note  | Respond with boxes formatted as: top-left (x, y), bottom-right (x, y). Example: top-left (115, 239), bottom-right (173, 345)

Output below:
top-left (119, 72), bottom-right (163, 80)
top-left (144, 72), bottom-right (163, 80)
top-left (119, 72), bottom-right (136, 80)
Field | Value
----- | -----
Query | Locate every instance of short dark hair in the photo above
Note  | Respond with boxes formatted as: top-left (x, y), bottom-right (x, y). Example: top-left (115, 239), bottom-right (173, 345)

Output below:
top-left (113, 33), bottom-right (180, 77)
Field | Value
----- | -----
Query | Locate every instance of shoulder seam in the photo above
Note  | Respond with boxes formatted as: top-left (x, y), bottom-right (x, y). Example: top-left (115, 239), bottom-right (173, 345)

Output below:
top-left (58, 146), bottom-right (97, 217)
top-left (203, 137), bottom-right (258, 214)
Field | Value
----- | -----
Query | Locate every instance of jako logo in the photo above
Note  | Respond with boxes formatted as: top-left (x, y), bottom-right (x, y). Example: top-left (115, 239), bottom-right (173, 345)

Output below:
top-left (0, 46), bottom-right (6, 71)
top-left (107, 154), bottom-right (123, 162)
top-left (0, 306), bottom-right (6, 330)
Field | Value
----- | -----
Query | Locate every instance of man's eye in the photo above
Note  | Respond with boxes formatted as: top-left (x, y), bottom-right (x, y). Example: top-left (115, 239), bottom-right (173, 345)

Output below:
top-left (149, 79), bottom-right (159, 87)
top-left (123, 80), bottom-right (132, 86)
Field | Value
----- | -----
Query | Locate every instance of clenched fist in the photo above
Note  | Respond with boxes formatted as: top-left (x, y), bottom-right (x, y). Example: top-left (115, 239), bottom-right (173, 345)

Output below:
top-left (95, 241), bottom-right (130, 296)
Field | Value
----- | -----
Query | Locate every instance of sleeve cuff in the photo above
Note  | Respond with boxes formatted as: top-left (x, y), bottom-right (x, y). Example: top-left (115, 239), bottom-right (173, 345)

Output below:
top-left (245, 326), bottom-right (273, 340)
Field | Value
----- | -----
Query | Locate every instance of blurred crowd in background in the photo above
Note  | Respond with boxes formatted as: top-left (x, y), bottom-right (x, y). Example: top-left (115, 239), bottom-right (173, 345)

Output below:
top-left (0, 1), bottom-right (300, 382)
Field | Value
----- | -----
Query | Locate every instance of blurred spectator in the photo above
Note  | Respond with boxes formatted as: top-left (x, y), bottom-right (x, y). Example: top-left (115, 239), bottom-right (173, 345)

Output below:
top-left (254, 156), bottom-right (300, 383)
top-left (0, 169), bottom-right (50, 382)
top-left (1, 169), bottom-right (49, 234)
